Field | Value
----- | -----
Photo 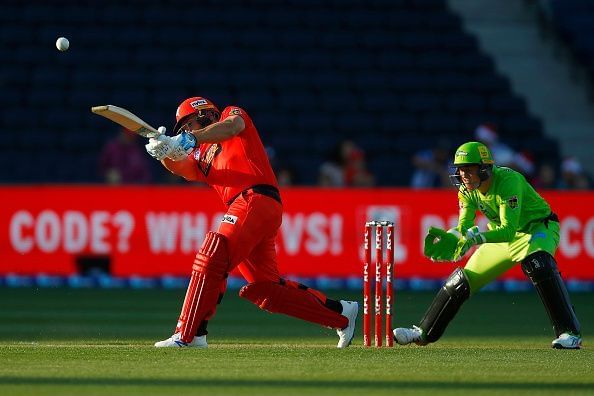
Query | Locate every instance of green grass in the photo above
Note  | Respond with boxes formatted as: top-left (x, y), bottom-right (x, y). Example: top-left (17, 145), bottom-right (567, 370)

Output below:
top-left (0, 288), bottom-right (593, 395)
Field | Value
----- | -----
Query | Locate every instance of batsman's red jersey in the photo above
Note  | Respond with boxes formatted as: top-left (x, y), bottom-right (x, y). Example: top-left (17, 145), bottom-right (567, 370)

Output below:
top-left (173, 106), bottom-right (278, 205)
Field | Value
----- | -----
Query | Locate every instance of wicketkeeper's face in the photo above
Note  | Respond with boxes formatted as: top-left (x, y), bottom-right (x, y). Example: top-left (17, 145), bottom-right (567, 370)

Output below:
top-left (457, 165), bottom-right (481, 190)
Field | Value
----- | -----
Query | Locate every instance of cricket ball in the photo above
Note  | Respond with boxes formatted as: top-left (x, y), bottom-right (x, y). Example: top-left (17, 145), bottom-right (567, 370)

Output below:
top-left (56, 37), bottom-right (69, 51)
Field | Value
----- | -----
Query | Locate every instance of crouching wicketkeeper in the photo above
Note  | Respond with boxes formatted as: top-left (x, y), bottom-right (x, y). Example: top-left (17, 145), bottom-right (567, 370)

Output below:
top-left (394, 141), bottom-right (582, 349)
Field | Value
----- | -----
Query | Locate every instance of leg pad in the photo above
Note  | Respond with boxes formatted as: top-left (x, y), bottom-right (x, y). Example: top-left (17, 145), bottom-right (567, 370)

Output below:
top-left (239, 279), bottom-right (347, 329)
top-left (419, 267), bottom-right (470, 343)
top-left (521, 251), bottom-right (580, 336)
top-left (176, 232), bottom-right (230, 343)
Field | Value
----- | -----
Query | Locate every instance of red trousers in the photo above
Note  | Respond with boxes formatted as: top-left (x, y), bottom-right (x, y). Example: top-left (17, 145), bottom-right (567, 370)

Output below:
top-left (218, 189), bottom-right (283, 283)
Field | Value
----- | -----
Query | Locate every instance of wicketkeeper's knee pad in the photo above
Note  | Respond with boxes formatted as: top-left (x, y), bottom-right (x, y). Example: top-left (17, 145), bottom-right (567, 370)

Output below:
top-left (176, 232), bottom-right (231, 343)
top-left (239, 280), bottom-right (347, 329)
top-left (521, 251), bottom-right (580, 336)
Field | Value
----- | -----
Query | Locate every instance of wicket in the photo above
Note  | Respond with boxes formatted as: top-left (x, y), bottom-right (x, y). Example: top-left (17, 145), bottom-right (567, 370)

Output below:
top-left (363, 220), bottom-right (395, 347)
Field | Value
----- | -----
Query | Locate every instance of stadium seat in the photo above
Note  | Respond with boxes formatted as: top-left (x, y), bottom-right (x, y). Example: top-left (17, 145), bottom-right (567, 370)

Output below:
top-left (0, 0), bottom-right (555, 184)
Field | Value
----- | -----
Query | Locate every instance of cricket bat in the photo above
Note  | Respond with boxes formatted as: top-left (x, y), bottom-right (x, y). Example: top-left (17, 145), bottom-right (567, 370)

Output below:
top-left (91, 105), bottom-right (162, 138)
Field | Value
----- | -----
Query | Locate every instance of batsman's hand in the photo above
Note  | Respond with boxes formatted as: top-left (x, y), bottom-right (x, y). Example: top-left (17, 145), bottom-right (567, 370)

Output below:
top-left (144, 132), bottom-right (196, 161)
top-left (168, 132), bottom-right (197, 161)
top-left (144, 126), bottom-right (167, 160)
top-left (145, 135), bottom-right (170, 161)
top-left (423, 226), bottom-right (460, 262)
top-left (453, 226), bottom-right (486, 261)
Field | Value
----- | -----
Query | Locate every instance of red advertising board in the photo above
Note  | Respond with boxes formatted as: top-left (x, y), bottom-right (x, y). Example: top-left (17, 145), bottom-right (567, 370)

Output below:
top-left (1, 186), bottom-right (593, 280)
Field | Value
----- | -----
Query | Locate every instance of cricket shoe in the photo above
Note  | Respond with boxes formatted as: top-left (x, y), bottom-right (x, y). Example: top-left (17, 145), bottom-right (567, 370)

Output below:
top-left (393, 325), bottom-right (427, 346)
top-left (336, 300), bottom-right (359, 348)
top-left (154, 333), bottom-right (208, 348)
top-left (552, 332), bottom-right (582, 349)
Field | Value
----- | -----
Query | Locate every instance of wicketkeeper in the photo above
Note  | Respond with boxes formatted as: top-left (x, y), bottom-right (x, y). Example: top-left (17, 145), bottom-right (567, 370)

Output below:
top-left (394, 141), bottom-right (582, 349)
top-left (145, 96), bottom-right (358, 348)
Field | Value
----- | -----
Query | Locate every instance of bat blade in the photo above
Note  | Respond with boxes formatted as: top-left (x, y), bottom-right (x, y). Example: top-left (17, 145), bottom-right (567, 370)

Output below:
top-left (91, 105), bottom-right (161, 138)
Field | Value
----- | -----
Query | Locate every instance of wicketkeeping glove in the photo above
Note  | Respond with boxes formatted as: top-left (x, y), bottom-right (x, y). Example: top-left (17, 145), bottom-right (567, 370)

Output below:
top-left (453, 226), bottom-right (486, 261)
top-left (423, 226), bottom-right (460, 262)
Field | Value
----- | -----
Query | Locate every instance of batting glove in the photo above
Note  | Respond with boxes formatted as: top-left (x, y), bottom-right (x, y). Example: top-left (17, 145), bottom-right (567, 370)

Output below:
top-left (145, 136), bottom-right (170, 161)
top-left (145, 132), bottom-right (196, 161)
top-left (454, 226), bottom-right (486, 260)
top-left (168, 132), bottom-right (197, 161)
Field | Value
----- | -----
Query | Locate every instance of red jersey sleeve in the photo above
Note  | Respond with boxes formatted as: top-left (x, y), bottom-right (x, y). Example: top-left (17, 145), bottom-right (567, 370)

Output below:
top-left (220, 106), bottom-right (253, 130)
top-left (162, 157), bottom-right (206, 182)
top-left (192, 105), bottom-right (277, 203)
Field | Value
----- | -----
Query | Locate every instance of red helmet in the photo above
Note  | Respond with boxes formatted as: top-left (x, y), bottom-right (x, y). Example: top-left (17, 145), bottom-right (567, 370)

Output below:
top-left (173, 96), bottom-right (221, 133)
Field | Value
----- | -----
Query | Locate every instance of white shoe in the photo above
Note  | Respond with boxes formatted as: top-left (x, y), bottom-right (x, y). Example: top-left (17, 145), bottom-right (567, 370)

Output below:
top-left (154, 333), bottom-right (208, 348)
top-left (393, 325), bottom-right (426, 346)
top-left (336, 300), bottom-right (359, 348)
top-left (552, 333), bottom-right (582, 349)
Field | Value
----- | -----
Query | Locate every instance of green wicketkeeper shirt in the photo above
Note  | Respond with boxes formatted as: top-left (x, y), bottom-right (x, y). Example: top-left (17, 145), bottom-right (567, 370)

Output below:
top-left (457, 167), bottom-right (552, 243)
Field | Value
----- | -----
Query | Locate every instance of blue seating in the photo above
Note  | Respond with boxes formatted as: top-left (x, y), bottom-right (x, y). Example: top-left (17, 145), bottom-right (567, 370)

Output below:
top-left (471, 74), bottom-right (511, 94)
top-left (361, 93), bottom-right (401, 112)
top-left (277, 91), bottom-right (318, 112)
top-left (378, 115), bottom-right (419, 135)
top-left (502, 115), bottom-right (542, 137)
top-left (237, 91), bottom-right (276, 110)
top-left (319, 91), bottom-right (361, 112)
top-left (3, 108), bottom-right (35, 128)
top-left (389, 72), bottom-right (434, 92)
top-left (0, 0), bottom-right (555, 184)
top-left (378, 51), bottom-right (415, 70)
top-left (403, 94), bottom-right (442, 112)
top-left (369, 156), bottom-right (413, 186)
top-left (432, 72), bottom-right (469, 92)
top-left (416, 51), bottom-right (456, 71)
top-left (455, 53), bottom-right (494, 73)
top-left (445, 93), bottom-right (486, 112)
top-left (488, 94), bottom-right (527, 114)
top-left (420, 113), bottom-right (462, 134)
top-left (335, 113), bottom-right (377, 135)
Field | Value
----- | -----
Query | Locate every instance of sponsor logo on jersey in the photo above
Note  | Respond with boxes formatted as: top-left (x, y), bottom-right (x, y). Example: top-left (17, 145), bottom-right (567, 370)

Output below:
top-left (229, 108), bottom-right (242, 115)
top-left (458, 201), bottom-right (465, 209)
top-left (222, 214), bottom-right (238, 225)
top-left (529, 232), bottom-right (546, 243)
top-left (507, 195), bottom-right (518, 209)
top-left (193, 148), bottom-right (201, 160)
top-left (197, 143), bottom-right (221, 177)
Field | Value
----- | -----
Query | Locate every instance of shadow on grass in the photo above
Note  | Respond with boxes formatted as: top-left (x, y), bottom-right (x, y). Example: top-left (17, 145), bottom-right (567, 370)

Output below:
top-left (0, 377), bottom-right (591, 391)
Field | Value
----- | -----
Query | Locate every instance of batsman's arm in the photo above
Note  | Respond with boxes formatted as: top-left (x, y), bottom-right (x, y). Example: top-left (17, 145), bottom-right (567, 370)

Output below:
top-left (161, 157), bottom-right (202, 181)
top-left (189, 115), bottom-right (245, 144)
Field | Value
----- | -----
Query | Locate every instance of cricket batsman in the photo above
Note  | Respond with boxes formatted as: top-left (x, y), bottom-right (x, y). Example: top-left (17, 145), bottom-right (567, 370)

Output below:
top-left (394, 141), bottom-right (582, 349)
top-left (144, 96), bottom-right (358, 348)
